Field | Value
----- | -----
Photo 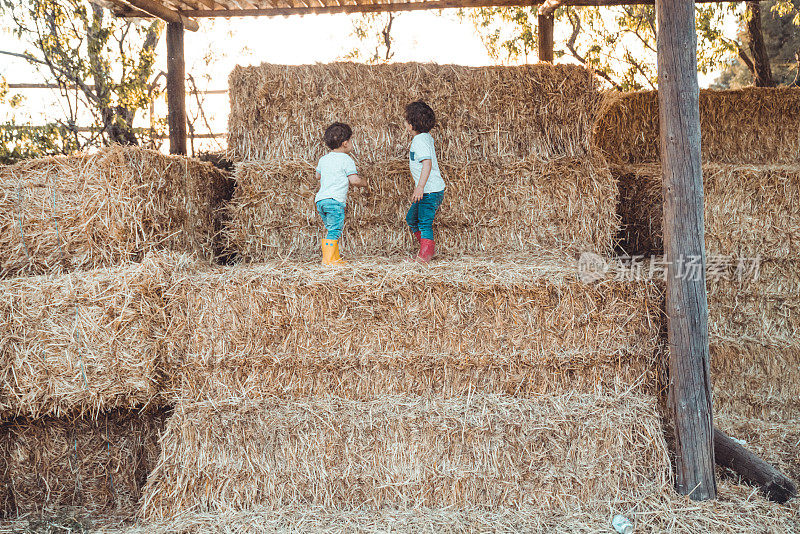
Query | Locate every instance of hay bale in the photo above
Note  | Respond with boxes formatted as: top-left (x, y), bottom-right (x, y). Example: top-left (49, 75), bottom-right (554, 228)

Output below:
top-left (595, 88), bottom-right (800, 165)
top-left (224, 155), bottom-right (618, 260)
top-left (708, 284), bottom-right (799, 345)
top-left (711, 341), bottom-right (800, 421)
top-left (0, 253), bottom-right (193, 420)
top-left (0, 145), bottom-right (233, 278)
top-left (139, 392), bottom-right (670, 519)
top-left (615, 163), bottom-right (800, 259)
top-left (121, 483), bottom-right (800, 534)
top-left (161, 256), bottom-right (663, 404)
top-left (228, 62), bottom-right (603, 163)
top-left (1, 409), bottom-right (166, 519)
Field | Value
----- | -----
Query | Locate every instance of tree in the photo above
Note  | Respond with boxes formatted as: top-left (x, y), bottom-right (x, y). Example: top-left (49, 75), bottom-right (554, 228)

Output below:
top-left (346, 13), bottom-right (398, 64)
top-left (716, 0), bottom-right (800, 87)
top-left (0, 0), bottom-right (164, 148)
top-left (467, 5), bottom-right (745, 91)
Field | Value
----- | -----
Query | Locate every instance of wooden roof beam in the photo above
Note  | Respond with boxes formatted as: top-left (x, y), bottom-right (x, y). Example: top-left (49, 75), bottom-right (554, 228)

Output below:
top-left (157, 0), bottom-right (752, 18)
top-left (117, 0), bottom-right (200, 29)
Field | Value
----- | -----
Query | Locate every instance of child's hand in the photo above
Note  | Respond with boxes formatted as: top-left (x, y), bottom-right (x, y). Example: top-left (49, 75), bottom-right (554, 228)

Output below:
top-left (411, 186), bottom-right (424, 203)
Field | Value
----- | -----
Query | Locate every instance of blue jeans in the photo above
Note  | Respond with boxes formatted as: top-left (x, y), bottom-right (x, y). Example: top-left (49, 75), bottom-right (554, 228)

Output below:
top-left (316, 199), bottom-right (345, 240)
top-left (406, 190), bottom-right (444, 240)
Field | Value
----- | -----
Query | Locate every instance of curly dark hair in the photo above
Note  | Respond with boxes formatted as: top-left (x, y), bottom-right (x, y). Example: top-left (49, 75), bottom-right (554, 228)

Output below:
top-left (323, 122), bottom-right (353, 150)
top-left (405, 101), bottom-right (436, 133)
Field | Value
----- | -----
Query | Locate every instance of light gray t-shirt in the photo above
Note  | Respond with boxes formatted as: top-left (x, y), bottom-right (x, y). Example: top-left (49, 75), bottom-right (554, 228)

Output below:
top-left (409, 132), bottom-right (445, 194)
top-left (315, 152), bottom-right (358, 205)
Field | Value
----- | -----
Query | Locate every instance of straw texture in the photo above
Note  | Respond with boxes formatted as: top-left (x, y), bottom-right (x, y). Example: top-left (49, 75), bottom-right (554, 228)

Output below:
top-left (595, 88), bottom-right (800, 165)
top-left (1, 409), bottom-right (166, 519)
top-left (0, 145), bottom-right (232, 278)
top-left (161, 255), bottom-right (664, 403)
top-left (116, 483), bottom-right (800, 534)
top-left (228, 62), bottom-right (603, 163)
top-left (615, 163), bottom-right (800, 259)
top-left (0, 253), bottom-right (196, 420)
top-left (139, 392), bottom-right (669, 519)
top-left (224, 155), bottom-right (618, 259)
top-left (711, 340), bottom-right (800, 421)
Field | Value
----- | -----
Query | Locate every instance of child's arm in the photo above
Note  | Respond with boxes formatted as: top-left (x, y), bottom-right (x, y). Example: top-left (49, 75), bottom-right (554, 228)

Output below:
top-left (412, 160), bottom-right (432, 202)
top-left (348, 173), bottom-right (367, 187)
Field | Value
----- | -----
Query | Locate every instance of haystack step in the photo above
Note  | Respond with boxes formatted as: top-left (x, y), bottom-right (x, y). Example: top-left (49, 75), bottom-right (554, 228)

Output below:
top-left (0, 254), bottom-right (663, 420)
top-left (139, 392), bottom-right (670, 519)
top-left (227, 155), bottom-right (618, 260)
top-left (163, 255), bottom-right (663, 403)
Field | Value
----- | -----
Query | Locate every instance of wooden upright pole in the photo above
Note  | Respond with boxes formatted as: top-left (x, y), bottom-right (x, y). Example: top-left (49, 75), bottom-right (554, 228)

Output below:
top-left (656, 0), bottom-right (717, 500)
top-left (166, 22), bottom-right (187, 155)
top-left (538, 14), bottom-right (554, 62)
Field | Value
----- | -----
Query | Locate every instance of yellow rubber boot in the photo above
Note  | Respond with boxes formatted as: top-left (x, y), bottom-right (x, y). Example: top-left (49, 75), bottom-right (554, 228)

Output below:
top-left (321, 238), bottom-right (345, 265)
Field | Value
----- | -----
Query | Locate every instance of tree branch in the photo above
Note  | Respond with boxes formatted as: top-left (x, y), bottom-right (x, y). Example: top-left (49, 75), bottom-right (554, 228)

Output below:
top-left (565, 11), bottom-right (622, 90)
top-left (0, 49), bottom-right (98, 100)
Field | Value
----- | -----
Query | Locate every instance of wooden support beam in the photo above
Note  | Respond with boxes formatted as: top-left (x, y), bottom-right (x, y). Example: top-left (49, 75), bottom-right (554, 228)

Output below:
top-left (166, 22), bottom-right (188, 155)
top-left (121, 0), bottom-right (199, 30)
top-left (656, 0), bottom-right (716, 501)
top-left (714, 428), bottom-right (797, 504)
top-left (115, 0), bottom-right (755, 18)
top-left (538, 14), bottom-right (554, 62)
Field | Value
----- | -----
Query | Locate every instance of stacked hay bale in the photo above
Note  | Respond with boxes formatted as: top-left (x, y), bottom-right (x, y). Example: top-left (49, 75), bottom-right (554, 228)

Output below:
top-left (595, 88), bottom-right (800, 166)
top-left (226, 157), bottom-right (617, 258)
top-left (1, 410), bottom-right (167, 519)
top-left (140, 393), bottom-right (670, 518)
top-left (228, 62), bottom-right (603, 163)
top-left (128, 62), bottom-right (679, 526)
top-left (596, 88), bottom-right (800, 482)
top-left (0, 253), bottom-right (192, 520)
top-left (0, 253), bottom-right (194, 421)
top-left (0, 145), bottom-right (233, 278)
top-left (160, 256), bottom-right (663, 404)
top-left (0, 144), bottom-right (230, 521)
top-left (224, 62), bottom-right (617, 258)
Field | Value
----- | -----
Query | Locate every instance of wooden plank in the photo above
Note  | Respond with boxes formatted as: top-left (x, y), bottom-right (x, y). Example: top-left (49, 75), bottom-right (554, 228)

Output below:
top-left (113, 0), bottom-right (200, 30)
top-left (714, 428), bottom-right (797, 504)
top-left (538, 14), bottom-right (554, 62)
top-left (166, 22), bottom-right (188, 155)
top-left (115, 0), bottom-right (755, 18)
top-left (656, 0), bottom-right (716, 501)
top-left (8, 83), bottom-right (227, 94)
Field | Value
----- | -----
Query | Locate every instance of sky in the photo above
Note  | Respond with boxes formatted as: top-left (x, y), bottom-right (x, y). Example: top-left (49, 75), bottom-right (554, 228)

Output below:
top-left (1, 8), bottom-right (729, 154)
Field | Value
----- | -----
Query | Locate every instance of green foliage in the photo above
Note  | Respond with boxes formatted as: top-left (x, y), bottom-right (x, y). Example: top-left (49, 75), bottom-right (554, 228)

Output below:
top-left (716, 0), bottom-right (800, 87)
top-left (0, 0), bottom-right (164, 150)
top-left (467, 5), bottom-right (753, 91)
top-left (0, 123), bottom-right (82, 164)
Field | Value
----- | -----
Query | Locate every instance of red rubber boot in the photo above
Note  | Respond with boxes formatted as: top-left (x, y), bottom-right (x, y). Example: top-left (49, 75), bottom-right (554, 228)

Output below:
top-left (415, 238), bottom-right (435, 263)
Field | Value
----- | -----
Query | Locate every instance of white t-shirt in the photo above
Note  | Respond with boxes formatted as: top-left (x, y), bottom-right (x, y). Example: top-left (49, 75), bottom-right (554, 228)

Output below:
top-left (409, 132), bottom-right (446, 194)
top-left (315, 152), bottom-right (358, 205)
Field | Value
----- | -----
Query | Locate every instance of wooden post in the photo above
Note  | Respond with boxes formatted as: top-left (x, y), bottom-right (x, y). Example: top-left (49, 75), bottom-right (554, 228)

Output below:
top-left (166, 22), bottom-right (187, 155)
top-left (538, 14), bottom-right (554, 63)
top-left (656, 0), bottom-right (717, 500)
top-left (714, 428), bottom-right (797, 504)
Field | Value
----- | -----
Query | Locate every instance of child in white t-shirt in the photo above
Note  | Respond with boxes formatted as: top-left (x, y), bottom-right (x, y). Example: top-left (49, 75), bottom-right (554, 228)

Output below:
top-left (404, 101), bottom-right (446, 263)
top-left (315, 122), bottom-right (367, 265)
